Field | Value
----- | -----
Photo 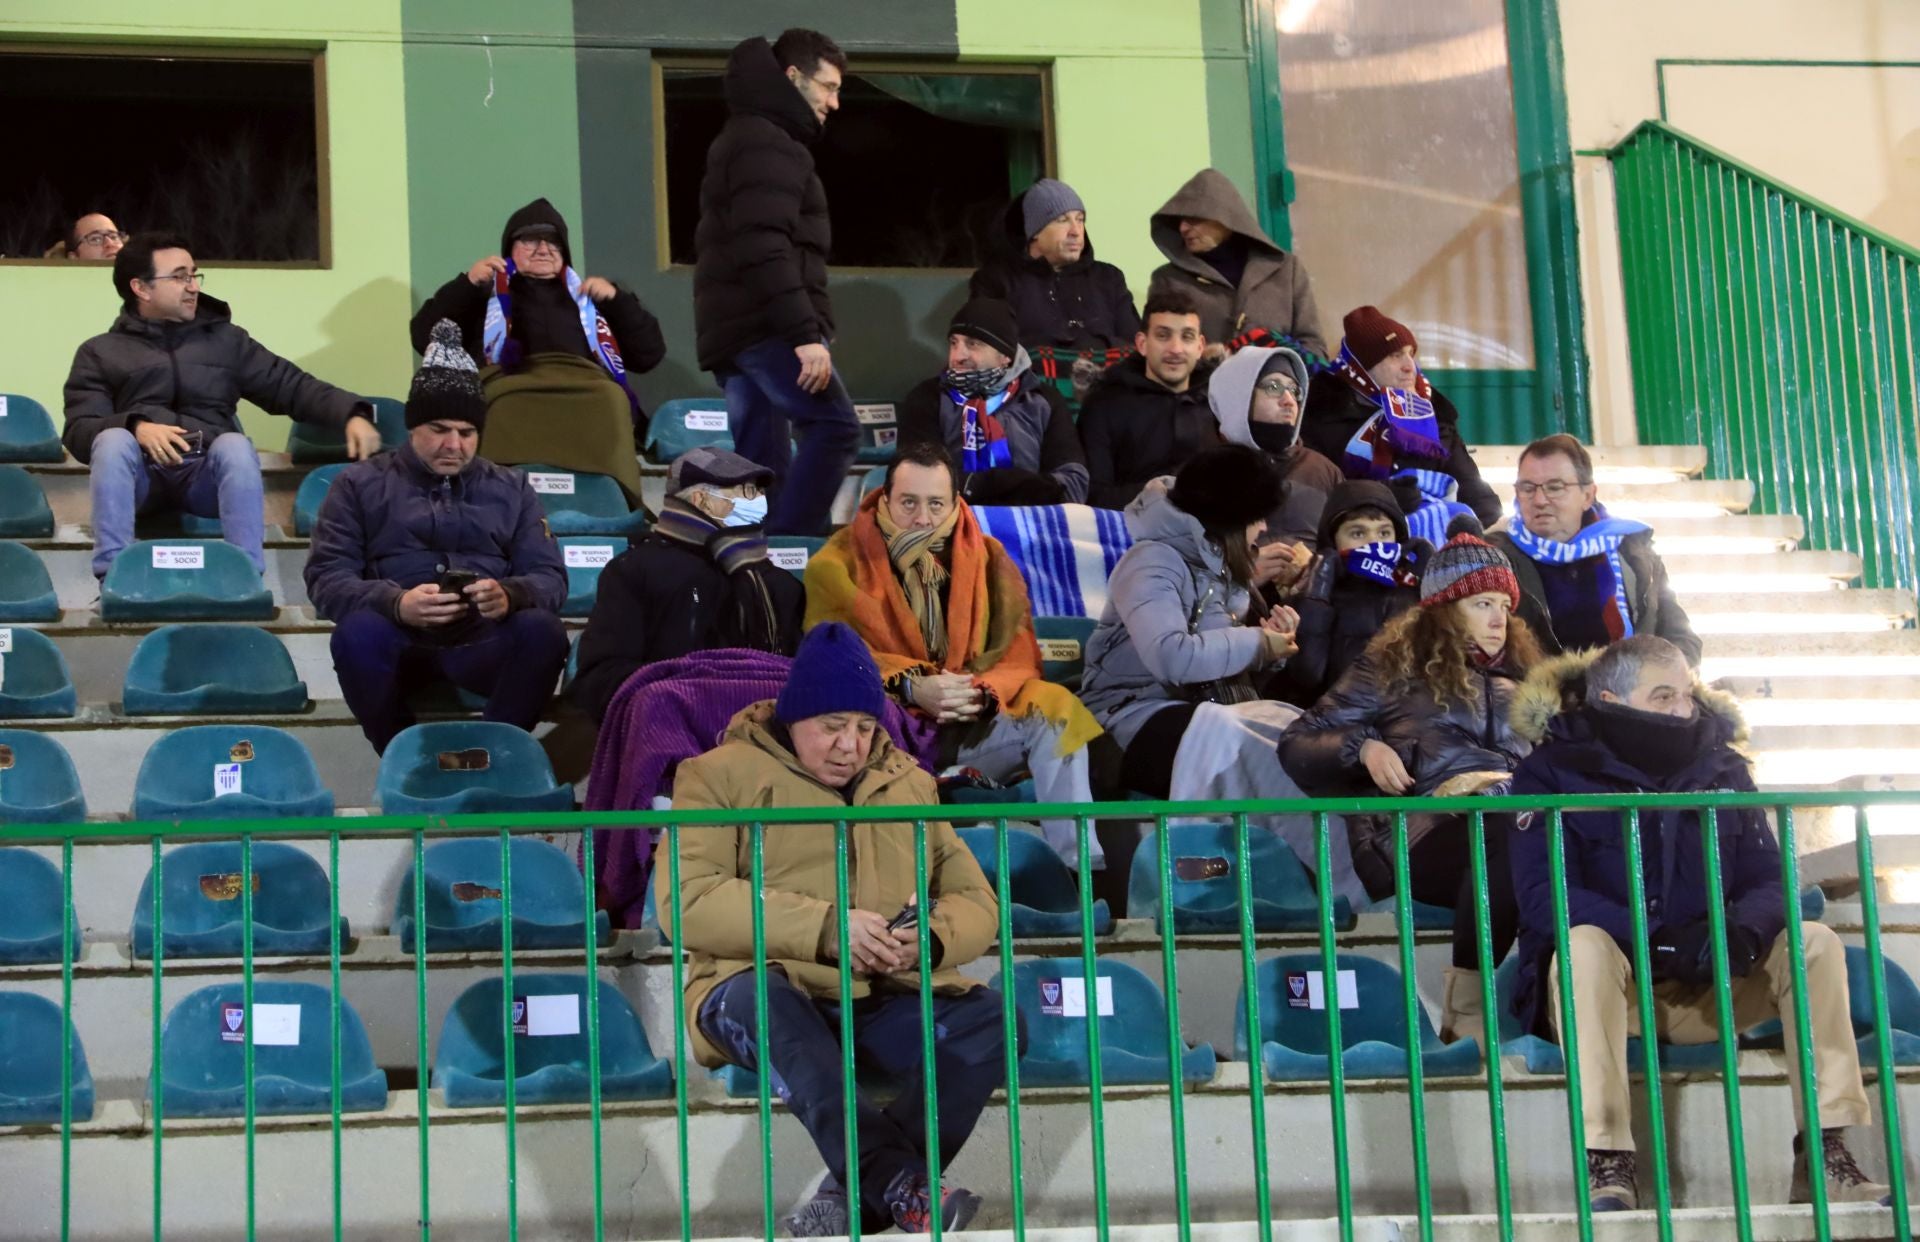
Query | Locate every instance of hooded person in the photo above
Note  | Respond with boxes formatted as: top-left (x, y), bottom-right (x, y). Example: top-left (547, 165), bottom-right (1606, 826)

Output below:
top-left (1147, 168), bottom-right (1329, 360)
top-left (967, 177), bottom-right (1141, 355)
top-left (663, 621), bottom-right (1006, 1236)
top-left (408, 197), bottom-right (666, 501)
top-left (898, 297), bottom-right (1089, 505)
top-left (1207, 344), bottom-right (1344, 547)
top-left (1506, 636), bottom-right (1886, 1215)
top-left (1300, 305), bottom-right (1501, 530)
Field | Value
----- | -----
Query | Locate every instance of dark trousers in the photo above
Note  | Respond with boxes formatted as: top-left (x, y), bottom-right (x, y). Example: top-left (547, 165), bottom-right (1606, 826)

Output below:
top-left (699, 969), bottom-right (1015, 1230)
top-left (330, 608), bottom-right (570, 753)
top-left (1407, 814), bottom-right (1519, 970)
top-left (716, 338), bottom-right (860, 536)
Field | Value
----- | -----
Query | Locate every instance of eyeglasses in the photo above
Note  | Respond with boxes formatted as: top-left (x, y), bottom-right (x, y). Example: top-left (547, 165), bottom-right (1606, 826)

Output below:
top-left (1254, 377), bottom-right (1300, 398)
top-left (1514, 479), bottom-right (1584, 499)
top-left (77, 230), bottom-right (130, 248)
top-left (512, 237), bottom-right (561, 253)
top-left (146, 270), bottom-right (206, 288)
top-left (808, 74), bottom-right (842, 97)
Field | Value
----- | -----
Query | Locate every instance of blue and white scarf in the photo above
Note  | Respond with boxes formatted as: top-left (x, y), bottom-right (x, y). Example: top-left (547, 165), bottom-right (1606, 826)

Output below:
top-left (1503, 501), bottom-right (1651, 641)
top-left (481, 261), bottom-right (635, 408)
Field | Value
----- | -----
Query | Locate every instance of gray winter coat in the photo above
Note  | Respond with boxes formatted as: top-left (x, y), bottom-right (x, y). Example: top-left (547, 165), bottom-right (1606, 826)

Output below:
top-left (1208, 345), bottom-right (1344, 547)
top-left (1077, 486), bottom-right (1268, 747)
top-left (1147, 169), bottom-right (1329, 359)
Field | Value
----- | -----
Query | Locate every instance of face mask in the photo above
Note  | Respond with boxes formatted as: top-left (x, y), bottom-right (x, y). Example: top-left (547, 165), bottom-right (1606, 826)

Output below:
top-left (721, 494), bottom-right (769, 528)
top-left (1342, 542), bottom-right (1403, 587)
top-left (1248, 420), bottom-right (1296, 454)
top-left (944, 365), bottom-right (1008, 399)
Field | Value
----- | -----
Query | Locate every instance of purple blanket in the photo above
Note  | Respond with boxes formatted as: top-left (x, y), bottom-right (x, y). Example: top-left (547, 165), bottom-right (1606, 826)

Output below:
top-left (583, 648), bottom-right (935, 929)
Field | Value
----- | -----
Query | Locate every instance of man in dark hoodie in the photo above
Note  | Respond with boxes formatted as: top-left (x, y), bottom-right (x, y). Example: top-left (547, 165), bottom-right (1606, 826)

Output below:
top-left (1147, 167), bottom-right (1328, 361)
top-left (64, 232), bottom-right (382, 578)
top-left (693, 29), bottom-right (857, 537)
top-left (968, 177), bottom-right (1140, 353)
top-left (898, 298), bottom-right (1088, 505)
top-left (1205, 343), bottom-right (1343, 547)
top-left (1077, 291), bottom-right (1219, 510)
top-left (409, 197), bottom-right (667, 498)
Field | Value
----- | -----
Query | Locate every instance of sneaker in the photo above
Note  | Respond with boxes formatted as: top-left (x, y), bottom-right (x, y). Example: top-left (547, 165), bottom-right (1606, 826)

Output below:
top-left (1791, 1129), bottom-right (1892, 1206)
top-left (786, 1188), bottom-right (849, 1237)
top-left (885, 1171), bottom-right (981, 1233)
top-left (1587, 1148), bottom-right (1638, 1212)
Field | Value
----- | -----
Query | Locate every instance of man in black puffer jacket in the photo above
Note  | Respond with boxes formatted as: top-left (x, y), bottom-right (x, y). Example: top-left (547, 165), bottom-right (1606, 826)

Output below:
top-left (1077, 291), bottom-right (1218, 509)
top-left (694, 29), bottom-right (857, 537)
top-left (968, 178), bottom-right (1140, 352)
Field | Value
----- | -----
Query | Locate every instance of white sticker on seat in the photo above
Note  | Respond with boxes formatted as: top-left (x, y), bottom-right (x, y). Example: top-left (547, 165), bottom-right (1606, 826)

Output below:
top-left (0, 396), bottom-right (9, 417)
top-left (564, 545), bottom-right (615, 568)
top-left (769, 547), bottom-right (809, 571)
top-left (1059, 976), bottom-right (1114, 1018)
top-left (213, 763), bottom-right (243, 798)
top-left (1037, 638), bottom-right (1081, 662)
top-left (1287, 969), bottom-right (1359, 1011)
top-left (253, 1003), bottom-right (302, 1046)
top-left (871, 427), bottom-right (899, 448)
top-left (684, 410), bottom-right (729, 431)
top-left (854, 403), bottom-right (896, 425)
top-left (153, 545), bottom-right (205, 569)
top-left (526, 994), bottom-right (581, 1037)
top-left (528, 473), bottom-right (577, 495)
top-left (0, 628), bottom-right (12, 653)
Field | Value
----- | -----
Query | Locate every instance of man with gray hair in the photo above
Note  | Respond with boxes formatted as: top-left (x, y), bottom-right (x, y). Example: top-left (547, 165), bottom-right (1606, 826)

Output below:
top-left (1490, 434), bottom-right (1700, 664)
top-left (1505, 635), bottom-right (1885, 1214)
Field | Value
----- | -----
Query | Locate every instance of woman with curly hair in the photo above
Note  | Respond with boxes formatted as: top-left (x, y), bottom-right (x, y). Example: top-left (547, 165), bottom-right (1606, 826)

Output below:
top-left (1278, 526), bottom-right (1542, 1043)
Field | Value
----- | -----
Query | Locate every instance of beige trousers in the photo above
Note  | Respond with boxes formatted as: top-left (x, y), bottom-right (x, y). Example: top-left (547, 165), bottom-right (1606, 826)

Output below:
top-left (1548, 921), bottom-right (1872, 1152)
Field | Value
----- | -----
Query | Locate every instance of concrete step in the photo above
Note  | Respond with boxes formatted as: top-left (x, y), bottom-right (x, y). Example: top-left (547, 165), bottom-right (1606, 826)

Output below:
top-left (1664, 550), bottom-right (1862, 594)
top-left (1684, 589), bottom-right (1917, 635)
top-left (1723, 675), bottom-right (1920, 727)
top-left (1748, 721), bottom-right (1920, 785)
top-left (1472, 442), bottom-right (1706, 482)
top-left (1487, 476), bottom-right (1755, 519)
top-left (1701, 629), bottom-right (1920, 679)
top-left (1643, 513), bottom-right (1805, 556)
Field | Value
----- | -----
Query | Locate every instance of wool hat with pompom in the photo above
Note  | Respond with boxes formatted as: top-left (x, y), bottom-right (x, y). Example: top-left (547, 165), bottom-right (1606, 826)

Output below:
top-left (1419, 525), bottom-right (1520, 611)
top-left (406, 319), bottom-right (488, 431)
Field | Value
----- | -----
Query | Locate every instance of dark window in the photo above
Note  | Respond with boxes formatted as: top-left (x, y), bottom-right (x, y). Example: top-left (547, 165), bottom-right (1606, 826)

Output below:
top-left (659, 65), bottom-right (1048, 269)
top-left (0, 49), bottom-right (323, 263)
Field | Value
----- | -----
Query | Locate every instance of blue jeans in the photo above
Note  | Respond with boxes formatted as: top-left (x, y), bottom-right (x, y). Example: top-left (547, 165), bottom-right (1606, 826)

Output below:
top-left (716, 338), bottom-right (859, 536)
top-left (88, 427), bottom-right (266, 577)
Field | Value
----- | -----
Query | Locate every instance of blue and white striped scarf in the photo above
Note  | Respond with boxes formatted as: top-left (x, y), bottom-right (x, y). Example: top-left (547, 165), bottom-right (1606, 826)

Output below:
top-left (481, 261), bottom-right (633, 408)
top-left (1502, 501), bottom-right (1651, 640)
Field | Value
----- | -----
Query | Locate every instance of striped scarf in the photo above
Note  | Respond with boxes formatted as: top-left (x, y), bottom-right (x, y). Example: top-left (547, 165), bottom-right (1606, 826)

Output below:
top-left (1503, 501), bottom-right (1651, 641)
top-left (875, 501), bottom-right (961, 663)
top-left (481, 261), bottom-right (635, 410)
top-left (652, 496), bottom-right (781, 650)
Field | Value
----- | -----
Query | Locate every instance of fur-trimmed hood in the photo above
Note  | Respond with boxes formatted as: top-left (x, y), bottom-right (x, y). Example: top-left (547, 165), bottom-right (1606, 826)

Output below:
top-left (1509, 647), bottom-right (1748, 749)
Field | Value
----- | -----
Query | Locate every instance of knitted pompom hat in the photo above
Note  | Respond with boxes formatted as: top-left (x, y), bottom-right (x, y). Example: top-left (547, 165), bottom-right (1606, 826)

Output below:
top-left (1419, 527), bottom-right (1520, 611)
top-left (406, 319), bottom-right (487, 430)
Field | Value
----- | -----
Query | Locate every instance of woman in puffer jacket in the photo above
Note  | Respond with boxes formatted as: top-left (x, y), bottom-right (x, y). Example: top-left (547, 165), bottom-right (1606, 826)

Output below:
top-left (1278, 525), bottom-right (1543, 1044)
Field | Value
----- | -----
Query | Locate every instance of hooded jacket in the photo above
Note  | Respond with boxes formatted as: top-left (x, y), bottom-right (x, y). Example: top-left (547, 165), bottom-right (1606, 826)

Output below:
top-left (1078, 485), bottom-right (1268, 748)
top-left (1504, 649), bottom-right (1782, 1037)
top-left (898, 346), bottom-right (1089, 505)
top-left (1488, 525), bottom-right (1702, 666)
top-left (1266, 479), bottom-right (1426, 708)
top-left (662, 702), bottom-right (998, 1067)
top-left (1078, 355), bottom-right (1221, 510)
top-left (692, 38), bottom-right (835, 371)
top-left (408, 198), bottom-right (666, 390)
top-left (1207, 345), bottom-right (1344, 546)
top-left (62, 295), bottom-right (365, 463)
top-left (1300, 374), bottom-right (1502, 526)
top-left (1146, 169), bottom-right (1329, 359)
top-left (967, 189), bottom-right (1140, 350)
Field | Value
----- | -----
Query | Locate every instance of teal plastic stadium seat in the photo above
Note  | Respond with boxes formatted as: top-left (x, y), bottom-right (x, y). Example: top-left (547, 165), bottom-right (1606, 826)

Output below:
top-left (0, 395), bottom-right (65, 463)
top-left (391, 836), bottom-right (612, 953)
top-left (376, 722), bottom-right (573, 816)
top-left (286, 396), bottom-right (406, 463)
top-left (0, 994), bottom-right (93, 1124)
top-left (0, 627), bottom-right (75, 718)
top-left (1237, 954), bottom-right (1481, 1081)
top-left (518, 464), bottom-right (649, 536)
top-left (1129, 821), bottom-right (1354, 934)
top-left (0, 730), bottom-right (86, 823)
top-left (1741, 944), bottom-right (1920, 1066)
top-left (130, 840), bottom-right (345, 960)
top-left (1034, 616), bottom-right (1094, 690)
top-left (996, 958), bottom-right (1216, 1087)
top-left (0, 543), bottom-right (59, 622)
top-left (562, 631), bottom-right (580, 693)
top-left (123, 625), bottom-right (308, 715)
top-left (154, 981), bottom-right (386, 1118)
top-left (292, 463), bottom-right (349, 536)
top-left (1491, 955), bottom-right (1725, 1074)
top-left (859, 465), bottom-right (888, 500)
top-left (852, 402), bottom-right (899, 465)
top-left (0, 466), bottom-right (54, 538)
top-left (558, 536), bottom-right (627, 618)
top-left (0, 849), bottom-right (81, 964)
top-left (766, 536), bottom-right (824, 580)
top-left (101, 540), bottom-right (273, 622)
top-left (957, 826), bottom-right (1112, 938)
top-left (645, 398), bottom-right (733, 464)
top-left (433, 972), bottom-right (672, 1107)
top-left (131, 725), bottom-right (334, 821)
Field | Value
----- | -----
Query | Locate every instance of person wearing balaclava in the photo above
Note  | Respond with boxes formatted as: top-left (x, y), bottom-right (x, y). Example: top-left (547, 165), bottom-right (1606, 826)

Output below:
top-left (1206, 343), bottom-right (1343, 548)
top-left (571, 445), bottom-right (807, 723)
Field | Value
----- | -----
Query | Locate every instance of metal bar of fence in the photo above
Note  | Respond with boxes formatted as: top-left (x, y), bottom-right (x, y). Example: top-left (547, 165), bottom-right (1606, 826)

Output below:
top-left (914, 819), bottom-right (944, 1242)
top-left (992, 818), bottom-right (1027, 1242)
top-left (1545, 809), bottom-right (1594, 1242)
top-left (1468, 811), bottom-right (1513, 1238)
top-left (834, 820), bottom-right (861, 1242)
top-left (330, 831), bottom-right (344, 1242)
top-left (579, 826), bottom-right (606, 1242)
top-left (1699, 806), bottom-right (1755, 1241)
top-left (241, 833), bottom-right (257, 1240)
top-left (499, 828), bottom-right (520, 1238)
top-left (1620, 809), bottom-right (1674, 1237)
top-left (1306, 811), bottom-right (1348, 1242)
top-left (1074, 813), bottom-right (1110, 1242)
top-left (667, 824), bottom-right (692, 1242)
top-left (411, 829), bottom-right (431, 1241)
top-left (149, 832), bottom-right (163, 1242)
top-left (750, 819), bottom-right (775, 1241)
top-left (1389, 810), bottom-right (1433, 1233)
top-left (1776, 806), bottom-right (1832, 1239)
top-left (1154, 814), bottom-right (1192, 1241)
top-left (60, 837), bottom-right (74, 1242)
top-left (1854, 815), bottom-right (1913, 1238)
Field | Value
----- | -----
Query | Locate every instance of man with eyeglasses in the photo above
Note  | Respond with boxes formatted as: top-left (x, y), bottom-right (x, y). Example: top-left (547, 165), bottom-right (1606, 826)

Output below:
top-left (63, 232), bottom-right (382, 579)
top-left (694, 27), bottom-right (859, 536)
top-left (1489, 433), bottom-right (1700, 664)
top-left (62, 213), bottom-right (128, 261)
top-left (1206, 342), bottom-right (1343, 550)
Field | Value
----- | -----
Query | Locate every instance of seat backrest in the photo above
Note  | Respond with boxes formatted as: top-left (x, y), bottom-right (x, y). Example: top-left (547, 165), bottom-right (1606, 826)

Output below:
top-left (0, 394), bottom-right (65, 462)
top-left (1128, 821), bottom-right (1319, 921)
top-left (645, 399), bottom-right (734, 463)
top-left (1006, 958), bottom-right (1175, 1063)
top-left (0, 729), bottom-right (85, 822)
top-left (859, 465), bottom-right (888, 499)
top-left (131, 724), bottom-right (333, 820)
top-left (518, 464), bottom-right (631, 519)
top-left (376, 721), bottom-right (567, 813)
top-left (435, 972), bottom-right (650, 1078)
top-left (1238, 953), bottom-right (1433, 1058)
top-left (395, 836), bottom-right (589, 935)
top-left (0, 848), bottom-right (72, 949)
top-left (558, 537), bottom-right (628, 617)
top-left (286, 397), bottom-right (406, 462)
top-left (0, 543), bottom-right (59, 622)
top-left (132, 841), bottom-right (332, 942)
top-left (101, 540), bottom-right (272, 622)
top-left (766, 536), bottom-right (824, 580)
top-left (958, 825), bottom-right (1082, 915)
top-left (292, 463), bottom-right (350, 536)
top-left (159, 980), bottom-right (377, 1089)
top-left (0, 465), bottom-right (54, 537)
top-left (0, 626), bottom-right (75, 710)
top-left (1033, 616), bottom-right (1095, 689)
top-left (1847, 945), bottom-right (1920, 1035)
top-left (124, 624), bottom-right (304, 706)
top-left (0, 993), bottom-right (89, 1097)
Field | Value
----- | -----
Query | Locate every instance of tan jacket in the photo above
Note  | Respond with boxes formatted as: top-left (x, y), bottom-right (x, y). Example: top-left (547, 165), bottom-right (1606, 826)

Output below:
top-left (662, 702), bottom-right (998, 1067)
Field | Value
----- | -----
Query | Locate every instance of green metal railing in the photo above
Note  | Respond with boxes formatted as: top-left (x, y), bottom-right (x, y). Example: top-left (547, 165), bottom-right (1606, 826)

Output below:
top-left (3, 791), bottom-right (1915, 1239)
top-left (1608, 119), bottom-right (1920, 595)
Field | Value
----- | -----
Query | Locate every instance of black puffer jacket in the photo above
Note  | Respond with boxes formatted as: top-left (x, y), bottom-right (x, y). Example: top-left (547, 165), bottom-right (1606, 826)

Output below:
top-left (693, 37), bottom-right (833, 371)
top-left (1299, 378), bottom-right (1501, 526)
top-left (1077, 356), bottom-right (1220, 510)
top-left (62, 296), bottom-right (364, 463)
top-left (968, 191), bottom-right (1140, 350)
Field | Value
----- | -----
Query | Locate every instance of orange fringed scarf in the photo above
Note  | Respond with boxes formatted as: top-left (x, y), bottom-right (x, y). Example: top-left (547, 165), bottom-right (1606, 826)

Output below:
top-left (806, 491), bottom-right (1101, 757)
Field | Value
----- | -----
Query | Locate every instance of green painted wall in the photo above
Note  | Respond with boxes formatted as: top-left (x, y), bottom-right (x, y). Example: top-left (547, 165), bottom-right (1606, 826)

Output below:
top-left (0, 1), bottom-right (416, 442)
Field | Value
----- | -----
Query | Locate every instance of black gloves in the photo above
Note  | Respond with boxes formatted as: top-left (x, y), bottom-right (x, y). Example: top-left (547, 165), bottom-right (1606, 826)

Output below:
top-left (1647, 912), bottom-right (1761, 986)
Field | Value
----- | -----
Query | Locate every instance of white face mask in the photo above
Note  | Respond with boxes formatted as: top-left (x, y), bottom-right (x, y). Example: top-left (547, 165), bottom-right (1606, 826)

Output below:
top-left (721, 493), bottom-right (769, 528)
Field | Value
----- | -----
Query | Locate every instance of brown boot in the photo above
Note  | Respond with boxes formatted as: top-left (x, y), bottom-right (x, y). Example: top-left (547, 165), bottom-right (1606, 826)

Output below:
top-left (1439, 967), bottom-right (1485, 1046)
top-left (1791, 1129), bottom-right (1892, 1205)
top-left (1587, 1148), bottom-right (1638, 1212)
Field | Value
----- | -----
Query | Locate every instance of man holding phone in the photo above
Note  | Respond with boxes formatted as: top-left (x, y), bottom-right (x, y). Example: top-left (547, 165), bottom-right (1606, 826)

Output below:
top-left (305, 320), bottom-right (568, 754)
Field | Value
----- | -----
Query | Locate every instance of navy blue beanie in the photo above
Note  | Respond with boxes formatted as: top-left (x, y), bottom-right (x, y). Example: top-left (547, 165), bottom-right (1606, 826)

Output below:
top-left (775, 623), bottom-right (887, 724)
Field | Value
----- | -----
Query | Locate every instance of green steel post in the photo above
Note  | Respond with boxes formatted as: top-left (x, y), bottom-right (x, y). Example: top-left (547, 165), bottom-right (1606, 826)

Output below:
top-left (60, 838), bottom-right (74, 1242)
top-left (834, 821), bottom-right (862, 1242)
top-left (1241, 0), bottom-right (1294, 250)
top-left (914, 820), bottom-right (944, 1242)
top-left (150, 834), bottom-right (163, 1242)
top-left (1074, 814), bottom-right (1111, 1242)
top-left (499, 829), bottom-right (519, 1238)
top-left (579, 826), bottom-right (606, 1242)
top-left (1545, 809), bottom-right (1595, 1242)
top-left (993, 819), bottom-right (1027, 1242)
top-left (330, 831), bottom-right (344, 1242)
top-left (668, 825), bottom-right (693, 1242)
top-left (1389, 811), bottom-right (1433, 1233)
top-left (1154, 815), bottom-right (1193, 1240)
top-left (412, 829), bottom-right (431, 1240)
top-left (242, 834), bottom-right (257, 1240)
top-left (1305, 812), bottom-right (1346, 1241)
top-left (1775, 807), bottom-right (1832, 1239)
top-left (1853, 816), bottom-right (1912, 1237)
top-left (1468, 812), bottom-right (1513, 1238)
top-left (751, 819), bottom-right (776, 1240)
top-left (1698, 807), bottom-right (1754, 1240)
top-left (1619, 810), bottom-right (1674, 1238)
